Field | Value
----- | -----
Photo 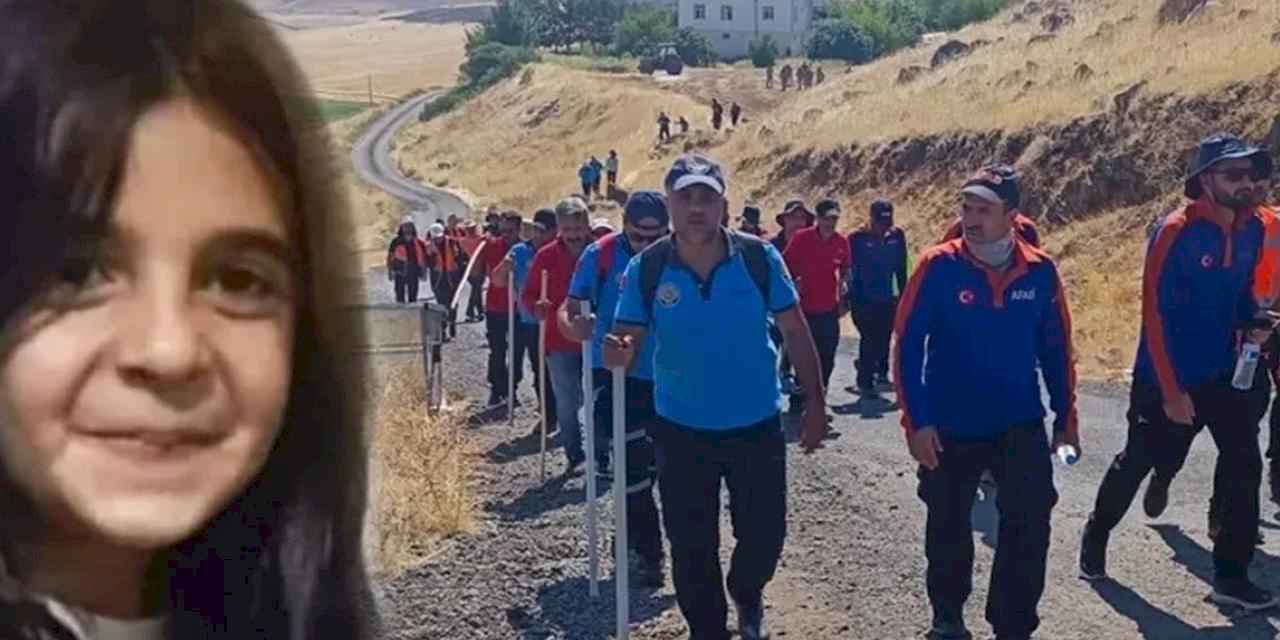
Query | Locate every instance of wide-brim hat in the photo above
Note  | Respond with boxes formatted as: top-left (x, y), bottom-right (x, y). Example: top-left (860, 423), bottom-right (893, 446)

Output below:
top-left (1184, 134), bottom-right (1274, 199)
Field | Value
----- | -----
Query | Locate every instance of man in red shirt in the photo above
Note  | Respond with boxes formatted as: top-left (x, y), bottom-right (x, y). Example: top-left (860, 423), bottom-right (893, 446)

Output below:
top-left (783, 198), bottom-right (850, 414)
top-left (522, 197), bottom-right (596, 472)
top-left (477, 211), bottom-right (521, 406)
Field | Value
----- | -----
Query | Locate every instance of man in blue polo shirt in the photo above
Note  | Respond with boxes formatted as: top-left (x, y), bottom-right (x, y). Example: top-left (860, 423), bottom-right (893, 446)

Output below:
top-left (560, 191), bottom-right (671, 588)
top-left (605, 154), bottom-right (827, 640)
top-left (493, 209), bottom-right (558, 427)
top-left (894, 164), bottom-right (1079, 640)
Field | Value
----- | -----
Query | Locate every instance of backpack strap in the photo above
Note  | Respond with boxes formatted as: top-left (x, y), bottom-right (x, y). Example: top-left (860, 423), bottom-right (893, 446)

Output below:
top-left (639, 237), bottom-right (675, 318)
top-left (733, 231), bottom-right (773, 306)
top-left (594, 232), bottom-right (620, 304)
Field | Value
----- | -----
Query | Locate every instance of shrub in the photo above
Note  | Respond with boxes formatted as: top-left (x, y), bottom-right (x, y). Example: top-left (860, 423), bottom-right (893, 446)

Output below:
top-left (807, 19), bottom-right (875, 63)
top-left (749, 34), bottom-right (779, 68)
top-left (672, 27), bottom-right (717, 67)
top-left (613, 6), bottom-right (674, 57)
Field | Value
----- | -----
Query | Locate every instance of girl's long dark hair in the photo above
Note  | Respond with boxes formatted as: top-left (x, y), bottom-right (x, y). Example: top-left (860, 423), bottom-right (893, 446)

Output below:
top-left (0, 1), bottom-right (375, 637)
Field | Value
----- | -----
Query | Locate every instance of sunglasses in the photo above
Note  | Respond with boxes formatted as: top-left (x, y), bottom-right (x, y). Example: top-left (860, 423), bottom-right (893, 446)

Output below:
top-left (1212, 167), bottom-right (1269, 183)
top-left (626, 228), bottom-right (667, 246)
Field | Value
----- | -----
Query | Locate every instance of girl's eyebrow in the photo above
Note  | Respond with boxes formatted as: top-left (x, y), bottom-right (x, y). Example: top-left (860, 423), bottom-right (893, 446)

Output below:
top-left (109, 222), bottom-right (296, 267)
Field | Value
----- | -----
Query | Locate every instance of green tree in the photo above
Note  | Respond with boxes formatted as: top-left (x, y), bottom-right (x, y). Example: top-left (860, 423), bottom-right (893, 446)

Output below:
top-left (832, 0), bottom-right (924, 56)
top-left (672, 27), bottom-right (716, 66)
top-left (807, 19), bottom-right (875, 63)
top-left (612, 6), bottom-right (674, 56)
top-left (748, 35), bottom-right (779, 68)
top-left (466, 0), bottom-right (548, 51)
top-left (460, 43), bottom-right (540, 87)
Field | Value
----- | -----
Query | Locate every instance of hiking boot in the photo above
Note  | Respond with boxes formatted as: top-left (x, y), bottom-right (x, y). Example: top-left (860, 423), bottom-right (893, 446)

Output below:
top-left (928, 607), bottom-right (971, 639)
top-left (565, 454), bottom-right (585, 476)
top-left (857, 384), bottom-right (880, 399)
top-left (1143, 475), bottom-right (1170, 518)
top-left (733, 595), bottom-right (770, 640)
top-left (1210, 577), bottom-right (1279, 611)
top-left (1079, 517), bottom-right (1109, 581)
top-left (486, 391), bottom-right (506, 408)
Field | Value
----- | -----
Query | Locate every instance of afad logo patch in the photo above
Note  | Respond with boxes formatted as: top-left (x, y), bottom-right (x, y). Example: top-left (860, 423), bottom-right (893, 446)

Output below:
top-left (1201, 254), bottom-right (1214, 268)
top-left (656, 282), bottom-right (682, 308)
top-left (958, 289), bottom-right (976, 305)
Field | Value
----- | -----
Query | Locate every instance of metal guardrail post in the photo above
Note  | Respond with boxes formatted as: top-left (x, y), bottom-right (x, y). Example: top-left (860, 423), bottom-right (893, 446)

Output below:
top-left (421, 302), bottom-right (448, 414)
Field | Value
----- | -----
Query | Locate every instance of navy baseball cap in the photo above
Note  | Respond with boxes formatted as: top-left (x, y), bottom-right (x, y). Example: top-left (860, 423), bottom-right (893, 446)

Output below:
top-left (1184, 133), bottom-right (1273, 198)
top-left (961, 163), bottom-right (1021, 210)
top-left (741, 205), bottom-right (762, 224)
top-left (665, 153), bottom-right (727, 195)
top-left (533, 208), bottom-right (557, 229)
top-left (624, 190), bottom-right (670, 228)
top-left (871, 198), bottom-right (894, 222)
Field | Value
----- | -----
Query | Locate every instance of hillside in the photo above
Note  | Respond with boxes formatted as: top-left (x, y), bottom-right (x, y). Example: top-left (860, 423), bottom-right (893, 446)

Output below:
top-left (392, 0), bottom-right (1280, 380)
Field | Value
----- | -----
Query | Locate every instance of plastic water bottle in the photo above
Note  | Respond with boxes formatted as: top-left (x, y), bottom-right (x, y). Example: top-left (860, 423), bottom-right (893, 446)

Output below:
top-left (1056, 444), bottom-right (1079, 466)
top-left (1232, 342), bottom-right (1261, 391)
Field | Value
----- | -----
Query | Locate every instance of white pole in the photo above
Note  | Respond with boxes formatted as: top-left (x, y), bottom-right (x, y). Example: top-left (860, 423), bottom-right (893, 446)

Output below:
top-left (581, 300), bottom-right (600, 599)
top-left (538, 270), bottom-right (549, 483)
top-left (611, 366), bottom-right (629, 639)
top-left (508, 270), bottom-right (516, 425)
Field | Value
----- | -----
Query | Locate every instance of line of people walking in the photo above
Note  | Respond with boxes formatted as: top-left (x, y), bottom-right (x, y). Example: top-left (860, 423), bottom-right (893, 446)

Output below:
top-left (455, 131), bottom-right (1277, 640)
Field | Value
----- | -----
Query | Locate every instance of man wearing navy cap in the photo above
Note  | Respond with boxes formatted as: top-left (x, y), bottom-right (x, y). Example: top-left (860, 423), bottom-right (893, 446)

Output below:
top-left (605, 153), bottom-right (827, 640)
top-left (560, 191), bottom-right (671, 586)
top-left (1080, 134), bottom-right (1277, 610)
top-left (847, 198), bottom-right (908, 396)
top-left (494, 209), bottom-right (559, 426)
top-left (895, 164), bottom-right (1079, 640)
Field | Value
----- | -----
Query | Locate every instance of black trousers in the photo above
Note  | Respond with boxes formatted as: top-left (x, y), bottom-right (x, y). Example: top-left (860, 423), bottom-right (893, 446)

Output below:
top-left (514, 322), bottom-right (555, 422)
top-left (393, 275), bottom-right (419, 304)
top-left (591, 371), bottom-right (664, 562)
top-left (433, 272), bottom-right (460, 338)
top-left (1088, 375), bottom-right (1269, 580)
top-left (918, 422), bottom-right (1057, 638)
top-left (789, 311), bottom-right (838, 411)
top-left (651, 415), bottom-right (786, 640)
top-left (466, 281), bottom-right (484, 318)
top-left (852, 300), bottom-right (895, 389)
top-left (485, 312), bottom-right (512, 394)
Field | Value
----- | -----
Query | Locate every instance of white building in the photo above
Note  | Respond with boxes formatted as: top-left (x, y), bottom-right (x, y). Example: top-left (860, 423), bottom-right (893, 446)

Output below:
top-left (677, 0), bottom-right (815, 61)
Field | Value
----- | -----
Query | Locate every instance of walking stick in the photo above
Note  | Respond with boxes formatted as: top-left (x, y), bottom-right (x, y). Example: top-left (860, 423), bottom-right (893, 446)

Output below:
top-left (611, 366), bottom-right (629, 639)
top-left (581, 299), bottom-right (599, 599)
top-left (538, 270), bottom-right (549, 482)
top-left (508, 270), bottom-right (516, 425)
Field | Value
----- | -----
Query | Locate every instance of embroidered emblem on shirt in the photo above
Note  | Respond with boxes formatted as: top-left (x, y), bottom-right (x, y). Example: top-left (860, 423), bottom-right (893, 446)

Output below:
top-left (1201, 254), bottom-right (1214, 268)
top-left (958, 289), bottom-right (976, 305)
top-left (656, 282), bottom-right (681, 308)
top-left (1010, 289), bottom-right (1036, 301)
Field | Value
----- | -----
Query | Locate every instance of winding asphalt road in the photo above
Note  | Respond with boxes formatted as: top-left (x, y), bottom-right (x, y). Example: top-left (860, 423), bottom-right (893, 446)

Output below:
top-left (351, 92), bottom-right (471, 228)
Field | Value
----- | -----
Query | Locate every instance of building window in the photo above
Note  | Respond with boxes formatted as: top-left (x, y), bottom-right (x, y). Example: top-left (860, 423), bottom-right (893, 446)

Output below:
top-left (762, 5), bottom-right (774, 20)
top-left (720, 4), bottom-right (733, 21)
top-left (722, 32), bottom-right (731, 39)
top-left (693, 3), bottom-right (706, 19)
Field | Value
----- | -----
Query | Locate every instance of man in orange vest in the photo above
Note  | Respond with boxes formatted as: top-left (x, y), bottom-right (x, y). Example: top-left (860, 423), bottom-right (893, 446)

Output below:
top-left (387, 216), bottom-right (428, 304)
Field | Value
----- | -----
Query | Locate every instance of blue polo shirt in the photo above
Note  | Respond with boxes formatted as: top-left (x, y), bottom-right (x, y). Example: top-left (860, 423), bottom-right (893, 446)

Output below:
top-left (615, 231), bottom-right (799, 430)
top-left (508, 241), bottom-right (537, 325)
top-left (568, 233), bottom-right (656, 380)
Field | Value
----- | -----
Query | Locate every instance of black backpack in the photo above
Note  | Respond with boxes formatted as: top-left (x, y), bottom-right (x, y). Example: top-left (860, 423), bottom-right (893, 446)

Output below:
top-left (637, 231), bottom-right (772, 315)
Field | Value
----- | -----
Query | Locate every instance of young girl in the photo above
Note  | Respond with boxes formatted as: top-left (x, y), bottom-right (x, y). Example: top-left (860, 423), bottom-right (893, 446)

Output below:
top-left (0, 1), bottom-right (375, 638)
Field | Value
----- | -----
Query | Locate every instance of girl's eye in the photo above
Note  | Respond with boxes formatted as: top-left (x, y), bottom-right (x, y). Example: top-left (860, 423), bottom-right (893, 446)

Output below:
top-left (205, 260), bottom-right (291, 316)
top-left (41, 253), bottom-right (118, 308)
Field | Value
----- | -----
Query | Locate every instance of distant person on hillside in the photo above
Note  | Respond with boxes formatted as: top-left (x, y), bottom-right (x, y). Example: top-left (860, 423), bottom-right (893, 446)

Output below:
top-left (783, 198), bottom-right (850, 415)
top-left (523, 197), bottom-right (594, 473)
top-left (657, 111), bottom-right (672, 142)
top-left (780, 64), bottom-right (793, 91)
top-left (895, 165), bottom-right (1079, 640)
top-left (561, 191), bottom-right (672, 587)
top-left (387, 216), bottom-right (429, 304)
top-left (730, 101), bottom-right (742, 127)
top-left (738, 205), bottom-right (765, 236)
top-left (590, 155), bottom-right (605, 196)
top-left (815, 66), bottom-right (825, 85)
top-left (578, 159), bottom-right (598, 201)
top-left (846, 199), bottom-right (907, 397)
top-left (1080, 134), bottom-right (1277, 610)
top-left (605, 153), bottom-right (827, 640)
top-left (711, 98), bottom-right (724, 131)
top-left (677, 115), bottom-right (690, 134)
top-left (494, 209), bottom-right (560, 426)
top-left (765, 63), bottom-right (774, 88)
top-left (606, 149), bottom-right (620, 189)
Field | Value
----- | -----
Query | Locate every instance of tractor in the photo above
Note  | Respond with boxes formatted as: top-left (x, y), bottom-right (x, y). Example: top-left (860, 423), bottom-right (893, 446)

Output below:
top-left (639, 43), bottom-right (684, 76)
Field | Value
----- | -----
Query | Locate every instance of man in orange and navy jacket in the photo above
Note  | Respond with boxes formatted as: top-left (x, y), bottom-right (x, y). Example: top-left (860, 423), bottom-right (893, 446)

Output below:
top-left (941, 207), bottom-right (1040, 247)
top-left (1080, 134), bottom-right (1277, 611)
top-left (893, 163), bottom-right (1078, 640)
top-left (387, 216), bottom-right (428, 304)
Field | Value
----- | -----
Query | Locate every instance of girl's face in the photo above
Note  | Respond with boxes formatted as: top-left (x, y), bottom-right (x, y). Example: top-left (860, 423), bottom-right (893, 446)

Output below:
top-left (0, 98), bottom-right (296, 550)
